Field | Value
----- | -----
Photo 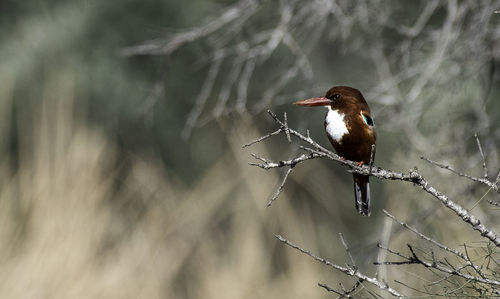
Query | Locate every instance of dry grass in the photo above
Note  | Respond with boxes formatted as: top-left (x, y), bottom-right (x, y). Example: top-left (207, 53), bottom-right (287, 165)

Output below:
top-left (0, 70), bottom-right (333, 298)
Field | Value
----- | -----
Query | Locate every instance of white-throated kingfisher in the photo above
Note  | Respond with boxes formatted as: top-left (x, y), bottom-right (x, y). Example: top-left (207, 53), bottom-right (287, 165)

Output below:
top-left (294, 86), bottom-right (376, 216)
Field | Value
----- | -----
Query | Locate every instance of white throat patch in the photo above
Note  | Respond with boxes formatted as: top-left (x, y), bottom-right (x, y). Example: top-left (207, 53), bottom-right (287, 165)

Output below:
top-left (325, 106), bottom-right (348, 143)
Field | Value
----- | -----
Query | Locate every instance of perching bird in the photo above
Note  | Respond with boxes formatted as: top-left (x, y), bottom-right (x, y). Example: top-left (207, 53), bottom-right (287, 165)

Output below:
top-left (294, 86), bottom-right (376, 216)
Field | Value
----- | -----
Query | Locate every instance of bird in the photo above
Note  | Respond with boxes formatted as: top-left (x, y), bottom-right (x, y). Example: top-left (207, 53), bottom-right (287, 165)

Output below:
top-left (293, 86), bottom-right (376, 216)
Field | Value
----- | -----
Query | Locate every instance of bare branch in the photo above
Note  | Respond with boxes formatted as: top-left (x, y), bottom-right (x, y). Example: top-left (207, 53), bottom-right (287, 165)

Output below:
top-left (405, 0), bottom-right (458, 103)
top-left (376, 217), bottom-right (393, 284)
top-left (376, 242), bottom-right (500, 287)
top-left (249, 152), bottom-right (325, 170)
top-left (235, 58), bottom-right (257, 112)
top-left (420, 156), bottom-right (499, 193)
top-left (397, 0), bottom-right (440, 37)
top-left (275, 235), bottom-right (405, 298)
top-left (246, 111), bottom-right (500, 246)
top-left (283, 112), bottom-right (291, 143)
top-left (376, 243), bottom-right (413, 262)
top-left (382, 210), bottom-right (488, 280)
top-left (474, 132), bottom-right (488, 179)
top-left (266, 167), bottom-right (293, 207)
top-left (318, 282), bottom-right (351, 297)
top-left (182, 50), bottom-right (225, 139)
top-left (242, 128), bottom-right (282, 148)
top-left (318, 281), bottom-right (362, 298)
top-left (120, 0), bottom-right (260, 56)
top-left (488, 200), bottom-right (500, 208)
top-left (339, 232), bottom-right (356, 269)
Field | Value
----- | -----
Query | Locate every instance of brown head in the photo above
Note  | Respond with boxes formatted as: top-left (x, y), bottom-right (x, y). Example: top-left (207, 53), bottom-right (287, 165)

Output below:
top-left (293, 86), bottom-right (371, 117)
top-left (294, 86), bottom-right (374, 128)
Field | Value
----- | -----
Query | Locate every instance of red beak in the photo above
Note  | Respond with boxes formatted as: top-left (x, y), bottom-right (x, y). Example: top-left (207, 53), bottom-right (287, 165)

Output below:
top-left (293, 96), bottom-right (331, 107)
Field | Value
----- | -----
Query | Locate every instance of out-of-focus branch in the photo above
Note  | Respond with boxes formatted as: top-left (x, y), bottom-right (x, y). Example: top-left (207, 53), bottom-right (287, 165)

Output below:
top-left (489, 200), bottom-right (500, 208)
top-left (245, 111), bottom-right (500, 247)
top-left (120, 0), bottom-right (260, 56)
top-left (275, 234), bottom-right (404, 298)
top-left (182, 50), bottom-right (225, 138)
top-left (123, 1), bottom-right (500, 163)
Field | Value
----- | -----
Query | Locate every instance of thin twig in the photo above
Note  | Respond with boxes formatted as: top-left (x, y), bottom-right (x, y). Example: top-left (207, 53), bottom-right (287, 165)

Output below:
top-left (267, 167), bottom-right (294, 207)
top-left (275, 235), bottom-right (404, 298)
top-left (376, 242), bottom-right (500, 287)
top-left (420, 156), bottom-right (499, 193)
top-left (469, 175), bottom-right (500, 211)
top-left (120, 0), bottom-right (260, 56)
top-left (376, 217), bottom-right (393, 284)
top-left (249, 152), bottom-right (325, 170)
top-left (382, 210), bottom-right (488, 279)
top-left (242, 128), bottom-right (282, 148)
top-left (182, 50), bottom-right (225, 139)
top-left (474, 133), bottom-right (488, 179)
top-left (318, 282), bottom-right (351, 297)
top-left (339, 232), bottom-right (357, 269)
top-left (284, 112), bottom-right (291, 143)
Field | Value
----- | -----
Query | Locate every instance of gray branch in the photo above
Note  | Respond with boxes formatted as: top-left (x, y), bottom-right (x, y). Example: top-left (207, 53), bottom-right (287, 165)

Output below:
top-left (245, 111), bottom-right (500, 247)
top-left (275, 235), bottom-right (404, 298)
top-left (382, 210), bottom-right (493, 283)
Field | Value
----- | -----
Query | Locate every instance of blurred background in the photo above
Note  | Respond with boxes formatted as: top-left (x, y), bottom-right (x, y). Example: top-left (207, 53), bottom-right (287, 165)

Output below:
top-left (1, 0), bottom-right (500, 298)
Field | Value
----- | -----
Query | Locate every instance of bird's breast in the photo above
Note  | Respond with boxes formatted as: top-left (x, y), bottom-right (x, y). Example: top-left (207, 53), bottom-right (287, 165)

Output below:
top-left (325, 107), bottom-right (349, 143)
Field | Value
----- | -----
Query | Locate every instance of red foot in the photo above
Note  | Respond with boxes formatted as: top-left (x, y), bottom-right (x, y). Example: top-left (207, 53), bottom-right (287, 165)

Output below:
top-left (340, 157), bottom-right (346, 161)
top-left (357, 161), bottom-right (364, 167)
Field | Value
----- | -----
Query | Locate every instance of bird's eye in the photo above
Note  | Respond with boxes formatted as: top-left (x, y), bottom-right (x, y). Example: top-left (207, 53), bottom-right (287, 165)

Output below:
top-left (333, 94), bottom-right (340, 100)
top-left (362, 114), bottom-right (374, 126)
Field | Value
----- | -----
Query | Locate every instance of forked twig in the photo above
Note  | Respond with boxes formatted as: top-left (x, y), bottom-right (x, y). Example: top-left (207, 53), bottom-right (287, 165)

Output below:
top-left (382, 210), bottom-right (488, 280)
top-left (275, 235), bottom-right (404, 298)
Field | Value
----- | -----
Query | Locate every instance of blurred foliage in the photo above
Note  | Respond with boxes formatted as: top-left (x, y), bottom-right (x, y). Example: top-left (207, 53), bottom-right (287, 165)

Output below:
top-left (2, 0), bottom-right (500, 298)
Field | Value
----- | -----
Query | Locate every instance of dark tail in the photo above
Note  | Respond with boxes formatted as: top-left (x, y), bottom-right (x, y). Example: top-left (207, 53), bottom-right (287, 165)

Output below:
top-left (353, 175), bottom-right (370, 216)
